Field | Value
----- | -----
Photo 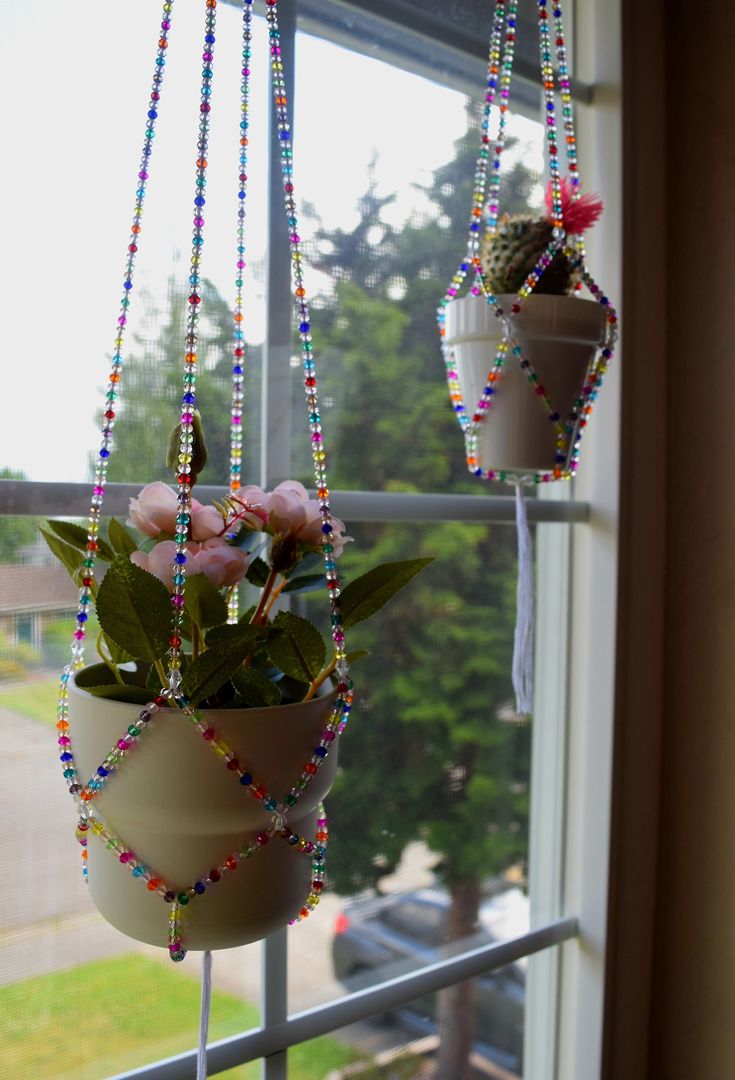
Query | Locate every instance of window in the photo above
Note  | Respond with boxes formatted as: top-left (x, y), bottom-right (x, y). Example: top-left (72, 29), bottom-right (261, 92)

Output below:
top-left (0, 1), bottom-right (620, 1078)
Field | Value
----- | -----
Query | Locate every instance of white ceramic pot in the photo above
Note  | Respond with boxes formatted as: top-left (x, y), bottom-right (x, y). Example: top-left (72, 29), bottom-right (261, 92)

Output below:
top-left (70, 673), bottom-right (339, 950)
top-left (444, 293), bottom-right (607, 473)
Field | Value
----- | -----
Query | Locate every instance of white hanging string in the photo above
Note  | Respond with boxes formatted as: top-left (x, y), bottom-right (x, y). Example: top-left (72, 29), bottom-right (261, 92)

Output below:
top-left (512, 483), bottom-right (534, 716)
top-left (197, 950), bottom-right (213, 1080)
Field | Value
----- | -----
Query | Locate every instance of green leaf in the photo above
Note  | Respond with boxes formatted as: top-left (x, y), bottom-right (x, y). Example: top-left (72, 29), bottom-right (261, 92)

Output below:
top-left (85, 684), bottom-right (156, 705)
top-left (339, 558), bottom-right (434, 630)
top-left (95, 555), bottom-right (172, 662)
top-left (47, 519), bottom-right (115, 562)
top-left (231, 666), bottom-right (282, 708)
top-left (346, 649), bottom-right (370, 665)
top-left (283, 551), bottom-right (322, 579)
top-left (184, 624), bottom-right (264, 706)
top-left (268, 610), bottom-right (326, 683)
top-left (39, 527), bottom-right (87, 584)
top-left (238, 605), bottom-right (256, 624)
top-left (246, 557), bottom-right (271, 587)
top-left (184, 573), bottom-right (228, 629)
top-left (102, 634), bottom-right (134, 666)
top-left (107, 517), bottom-right (139, 556)
top-left (282, 573), bottom-right (325, 594)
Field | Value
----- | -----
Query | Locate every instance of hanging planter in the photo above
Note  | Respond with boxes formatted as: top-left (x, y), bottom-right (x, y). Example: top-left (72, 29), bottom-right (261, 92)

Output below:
top-left (443, 291), bottom-right (606, 474)
top-left (70, 669), bottom-right (338, 949)
top-left (436, 0), bottom-right (618, 715)
top-left (42, 0), bottom-right (432, 984)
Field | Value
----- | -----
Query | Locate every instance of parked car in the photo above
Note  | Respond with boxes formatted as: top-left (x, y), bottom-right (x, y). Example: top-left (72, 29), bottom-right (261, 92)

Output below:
top-left (331, 882), bottom-right (528, 1075)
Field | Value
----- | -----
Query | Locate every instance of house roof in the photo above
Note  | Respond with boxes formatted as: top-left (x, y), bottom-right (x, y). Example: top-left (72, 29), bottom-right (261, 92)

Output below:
top-left (0, 563), bottom-right (79, 614)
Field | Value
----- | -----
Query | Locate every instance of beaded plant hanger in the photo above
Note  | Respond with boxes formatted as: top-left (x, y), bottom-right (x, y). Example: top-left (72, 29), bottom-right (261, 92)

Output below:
top-left (436, 0), bottom-right (618, 712)
top-left (54, 1), bottom-right (351, 1059)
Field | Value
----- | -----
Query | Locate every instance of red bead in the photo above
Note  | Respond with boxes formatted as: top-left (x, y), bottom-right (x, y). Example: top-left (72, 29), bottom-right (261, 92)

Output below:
top-left (226, 758), bottom-right (239, 771)
top-left (304, 763), bottom-right (317, 775)
top-left (209, 869), bottom-right (221, 883)
top-left (256, 831), bottom-right (270, 845)
top-left (169, 635), bottom-right (182, 648)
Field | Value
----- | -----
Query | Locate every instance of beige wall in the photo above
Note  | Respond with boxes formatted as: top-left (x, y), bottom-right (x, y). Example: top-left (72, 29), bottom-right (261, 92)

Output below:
top-left (606, 2), bottom-right (735, 1077)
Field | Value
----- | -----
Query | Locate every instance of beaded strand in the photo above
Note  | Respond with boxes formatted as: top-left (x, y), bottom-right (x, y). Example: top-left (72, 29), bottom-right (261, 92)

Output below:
top-left (167, 0), bottom-right (219, 690)
top-left (55, 0), bottom-right (176, 803)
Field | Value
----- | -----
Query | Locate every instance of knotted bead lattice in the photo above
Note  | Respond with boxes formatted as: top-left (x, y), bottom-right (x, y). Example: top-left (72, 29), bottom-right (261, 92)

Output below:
top-left (55, 0), bottom-right (352, 961)
top-left (436, 0), bottom-right (618, 485)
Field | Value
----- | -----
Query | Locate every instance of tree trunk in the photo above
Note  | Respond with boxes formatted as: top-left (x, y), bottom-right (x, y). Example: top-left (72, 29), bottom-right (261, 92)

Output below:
top-left (436, 877), bottom-right (482, 1080)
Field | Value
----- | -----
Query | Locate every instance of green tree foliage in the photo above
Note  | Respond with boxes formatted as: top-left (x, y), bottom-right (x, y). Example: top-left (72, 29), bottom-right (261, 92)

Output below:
top-left (296, 110), bottom-right (535, 899)
top-left (0, 469), bottom-right (41, 564)
top-left (98, 275), bottom-right (260, 488)
top-left (303, 106), bottom-right (538, 1080)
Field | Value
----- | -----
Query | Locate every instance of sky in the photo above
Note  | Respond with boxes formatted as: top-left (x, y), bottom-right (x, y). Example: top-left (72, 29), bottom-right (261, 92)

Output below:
top-left (0, 0), bottom-right (539, 483)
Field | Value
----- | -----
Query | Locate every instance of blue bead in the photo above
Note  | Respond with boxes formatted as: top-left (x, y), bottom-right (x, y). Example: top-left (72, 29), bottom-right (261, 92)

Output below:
top-left (99, 448), bottom-right (110, 458)
top-left (314, 747), bottom-right (327, 758)
top-left (123, 281), bottom-right (132, 290)
top-left (232, 365), bottom-right (243, 375)
top-left (175, 553), bottom-right (187, 564)
top-left (194, 195), bottom-right (205, 207)
top-left (77, 613), bottom-right (88, 623)
top-left (205, 33), bottom-right (215, 43)
top-left (240, 772), bottom-right (253, 786)
top-left (299, 322), bottom-right (310, 332)
top-left (194, 881), bottom-right (206, 894)
top-left (148, 109), bottom-right (158, 120)
top-left (60, 752), bottom-right (73, 762)
top-left (321, 524), bottom-right (332, 534)
top-left (238, 191), bottom-right (246, 199)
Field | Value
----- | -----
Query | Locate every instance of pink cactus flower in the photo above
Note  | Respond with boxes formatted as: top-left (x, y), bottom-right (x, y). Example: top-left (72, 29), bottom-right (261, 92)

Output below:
top-left (544, 177), bottom-right (603, 235)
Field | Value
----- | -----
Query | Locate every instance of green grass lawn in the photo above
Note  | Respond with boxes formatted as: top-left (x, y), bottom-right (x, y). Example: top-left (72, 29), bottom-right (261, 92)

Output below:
top-left (0, 676), bottom-right (60, 726)
top-left (0, 954), bottom-right (365, 1079)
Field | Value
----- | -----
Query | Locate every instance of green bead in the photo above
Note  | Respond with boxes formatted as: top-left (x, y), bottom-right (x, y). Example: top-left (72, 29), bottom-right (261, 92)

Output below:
top-left (178, 893), bottom-right (189, 906)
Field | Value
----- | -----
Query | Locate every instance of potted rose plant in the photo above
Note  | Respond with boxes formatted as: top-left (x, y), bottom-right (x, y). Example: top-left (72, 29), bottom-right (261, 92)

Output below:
top-left (41, 434), bottom-right (430, 956)
top-left (442, 178), bottom-right (608, 476)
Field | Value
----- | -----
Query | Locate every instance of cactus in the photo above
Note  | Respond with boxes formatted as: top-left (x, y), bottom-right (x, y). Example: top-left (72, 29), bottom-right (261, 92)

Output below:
top-left (479, 178), bottom-right (604, 297)
top-left (480, 214), bottom-right (576, 296)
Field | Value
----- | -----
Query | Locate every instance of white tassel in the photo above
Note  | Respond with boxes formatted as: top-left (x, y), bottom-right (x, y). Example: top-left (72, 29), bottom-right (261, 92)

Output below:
top-left (512, 482), bottom-right (534, 717)
top-left (197, 950), bottom-right (213, 1080)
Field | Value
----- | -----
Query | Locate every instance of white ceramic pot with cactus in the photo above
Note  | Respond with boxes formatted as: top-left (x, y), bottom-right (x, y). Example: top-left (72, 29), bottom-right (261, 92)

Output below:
top-left (443, 182), bottom-right (607, 475)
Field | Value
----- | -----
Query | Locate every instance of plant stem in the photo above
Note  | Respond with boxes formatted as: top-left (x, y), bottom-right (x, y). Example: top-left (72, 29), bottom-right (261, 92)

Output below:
top-left (304, 653), bottom-right (337, 701)
top-left (154, 659), bottom-right (169, 692)
top-left (262, 579), bottom-right (287, 622)
top-left (97, 631), bottom-right (125, 685)
top-left (250, 566), bottom-right (281, 626)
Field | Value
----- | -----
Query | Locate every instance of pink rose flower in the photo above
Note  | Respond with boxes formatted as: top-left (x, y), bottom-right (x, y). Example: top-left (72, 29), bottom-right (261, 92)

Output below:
top-left (130, 538), bottom-right (251, 590)
top-left (194, 538), bottom-right (252, 587)
top-left (190, 505), bottom-right (226, 541)
top-left (229, 485), bottom-right (272, 531)
top-left (267, 480), bottom-right (351, 557)
top-left (128, 482), bottom-right (180, 538)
